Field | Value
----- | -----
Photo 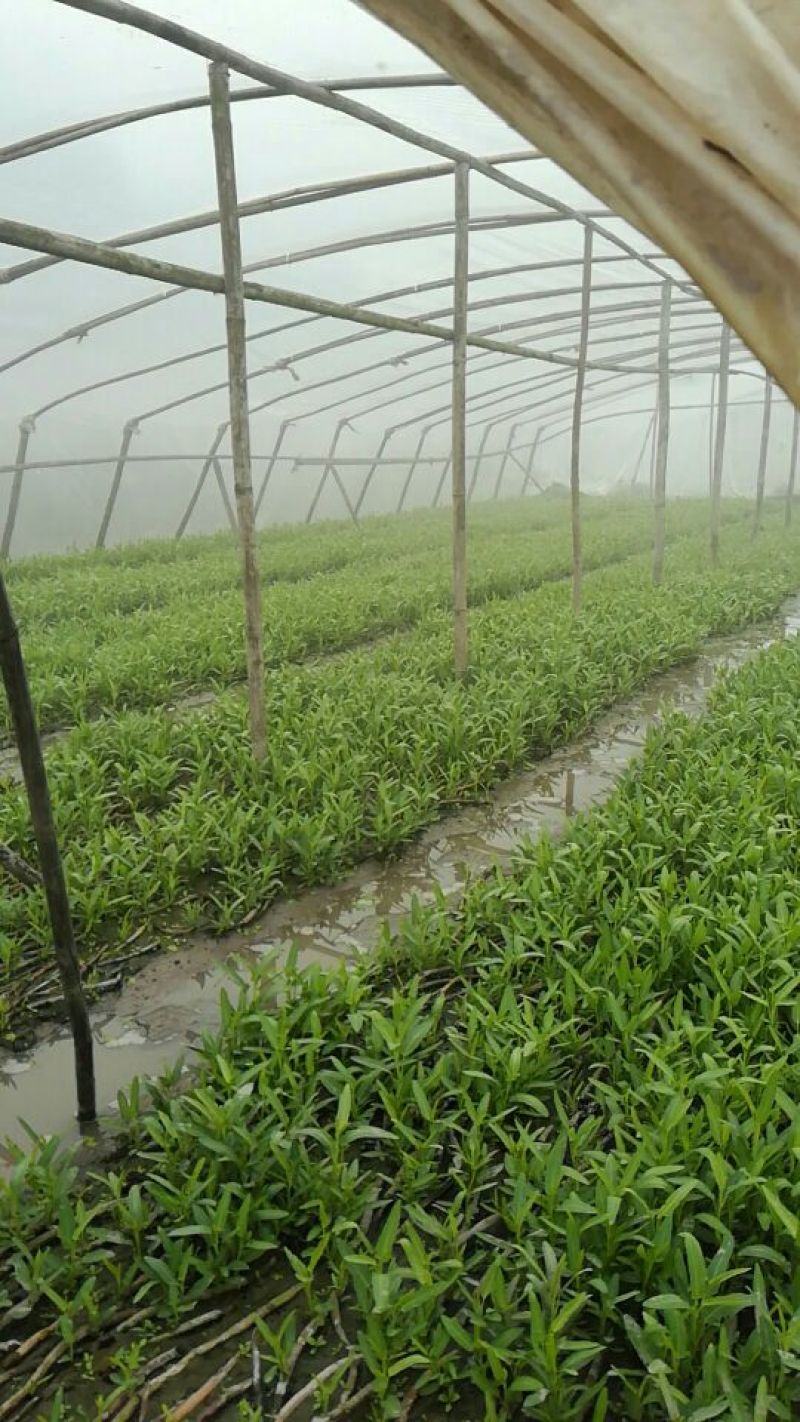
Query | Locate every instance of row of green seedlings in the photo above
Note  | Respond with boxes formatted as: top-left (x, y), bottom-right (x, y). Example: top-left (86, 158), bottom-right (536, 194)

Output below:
top-left (0, 498), bottom-right (736, 736)
top-left (0, 522), bottom-right (798, 1041)
top-left (4, 620), bottom-right (800, 1419)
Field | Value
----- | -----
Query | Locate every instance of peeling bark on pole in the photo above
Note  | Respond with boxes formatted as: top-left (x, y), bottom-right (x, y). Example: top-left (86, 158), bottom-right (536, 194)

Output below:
top-left (209, 62), bottom-right (266, 761)
top-left (785, 406), bottom-right (799, 528)
top-left (1, 420), bottom-right (34, 561)
top-left (0, 571), bottom-right (95, 1122)
top-left (752, 375), bottom-right (773, 538)
top-left (452, 162), bottom-right (469, 680)
top-left (710, 323), bottom-right (731, 566)
top-left (96, 419), bottom-right (137, 549)
top-left (652, 281), bottom-right (672, 586)
top-left (570, 227), bottom-right (593, 612)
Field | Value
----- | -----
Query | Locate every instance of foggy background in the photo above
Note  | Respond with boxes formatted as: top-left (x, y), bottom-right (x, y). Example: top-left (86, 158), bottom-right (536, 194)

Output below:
top-left (1, 0), bottom-right (793, 556)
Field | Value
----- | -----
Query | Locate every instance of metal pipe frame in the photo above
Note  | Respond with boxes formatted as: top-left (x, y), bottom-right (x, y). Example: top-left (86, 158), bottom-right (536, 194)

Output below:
top-left (0, 0), bottom-right (781, 554)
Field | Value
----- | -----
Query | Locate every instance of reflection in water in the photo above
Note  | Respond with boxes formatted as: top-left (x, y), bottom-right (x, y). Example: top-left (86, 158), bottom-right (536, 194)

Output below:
top-left (3, 595), bottom-right (800, 1153)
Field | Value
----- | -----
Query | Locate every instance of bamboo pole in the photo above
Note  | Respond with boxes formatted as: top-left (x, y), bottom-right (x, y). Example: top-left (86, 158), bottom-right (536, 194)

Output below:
top-left (707, 373), bottom-right (716, 497)
top-left (0, 420), bottom-right (34, 561)
top-left (209, 62), bottom-right (266, 761)
top-left (785, 407), bottom-right (799, 527)
top-left (0, 571), bottom-right (95, 1121)
top-left (0, 215), bottom-right (709, 379)
top-left (452, 162), bottom-right (469, 680)
top-left (652, 281), bottom-right (672, 585)
top-left (752, 375), bottom-right (773, 538)
top-left (710, 322), bottom-right (731, 566)
top-left (175, 422), bottom-right (228, 540)
top-left (96, 419), bottom-right (137, 549)
top-left (570, 227), bottom-right (593, 612)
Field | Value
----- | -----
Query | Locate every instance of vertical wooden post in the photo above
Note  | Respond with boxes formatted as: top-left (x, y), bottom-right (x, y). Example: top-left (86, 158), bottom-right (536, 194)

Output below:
top-left (494, 422), bottom-right (519, 500)
top-left (96, 419), bottom-right (138, 550)
top-left (570, 226), bottom-right (593, 612)
top-left (785, 406), bottom-right (799, 527)
top-left (209, 62), bottom-right (266, 761)
top-left (710, 322), bottom-right (730, 567)
top-left (175, 421), bottom-right (228, 540)
top-left (1, 420), bottom-right (34, 561)
top-left (254, 418), bottom-right (291, 518)
top-left (396, 427), bottom-right (429, 513)
top-left (0, 572), bottom-right (95, 1122)
top-left (752, 375), bottom-right (773, 538)
top-left (707, 373), bottom-right (716, 498)
top-left (521, 428), bottom-right (543, 495)
top-left (452, 161), bottom-right (469, 680)
top-left (652, 280), bottom-right (672, 586)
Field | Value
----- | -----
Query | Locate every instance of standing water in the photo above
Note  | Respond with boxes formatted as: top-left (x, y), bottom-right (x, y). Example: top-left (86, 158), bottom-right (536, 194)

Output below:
top-left (2, 596), bottom-right (799, 1153)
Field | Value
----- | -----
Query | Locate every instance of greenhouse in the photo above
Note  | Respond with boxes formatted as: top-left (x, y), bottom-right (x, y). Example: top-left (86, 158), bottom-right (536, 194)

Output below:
top-left (1, 1), bottom-right (799, 1418)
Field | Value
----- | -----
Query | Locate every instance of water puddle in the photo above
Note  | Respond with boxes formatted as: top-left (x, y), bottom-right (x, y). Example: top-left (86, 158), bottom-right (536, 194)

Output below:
top-left (3, 596), bottom-right (799, 1155)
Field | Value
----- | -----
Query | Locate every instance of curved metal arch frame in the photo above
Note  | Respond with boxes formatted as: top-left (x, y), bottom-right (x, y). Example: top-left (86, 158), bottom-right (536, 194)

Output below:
top-left (0, 0), bottom-right (782, 561)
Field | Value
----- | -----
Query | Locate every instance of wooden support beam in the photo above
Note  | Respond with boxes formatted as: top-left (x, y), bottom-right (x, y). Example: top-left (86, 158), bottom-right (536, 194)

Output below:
top-left (570, 227), bottom-right (593, 611)
top-left (785, 406), bottom-right (799, 528)
top-left (452, 162), bottom-right (469, 680)
top-left (752, 375), bottom-right (773, 538)
top-left (0, 571), bottom-right (95, 1122)
top-left (209, 61), bottom-right (266, 761)
top-left (652, 281), bottom-right (672, 586)
top-left (710, 323), bottom-right (731, 566)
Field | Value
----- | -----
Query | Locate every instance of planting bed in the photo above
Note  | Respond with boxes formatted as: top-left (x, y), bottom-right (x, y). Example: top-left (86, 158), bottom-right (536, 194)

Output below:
top-left (3, 608), bottom-right (800, 1417)
top-left (0, 502), bottom-right (797, 1042)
